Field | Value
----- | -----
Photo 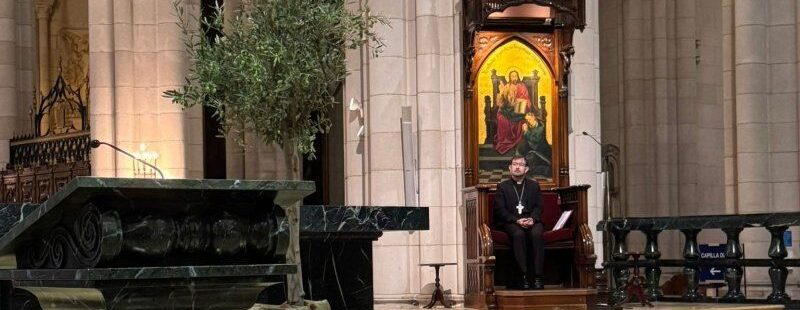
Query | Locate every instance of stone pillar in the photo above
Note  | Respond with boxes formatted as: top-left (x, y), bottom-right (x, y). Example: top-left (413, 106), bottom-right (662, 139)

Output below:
top-left (620, 0), bottom-right (654, 218)
top-left (722, 0), bottom-right (736, 213)
top-left (600, 0), bottom-right (726, 257)
top-left (223, 0), bottom-right (245, 179)
top-left (34, 0), bottom-right (52, 97)
top-left (734, 0), bottom-right (768, 213)
top-left (343, 0), bottom-right (464, 302)
top-left (767, 0), bottom-right (799, 289)
top-left (89, 0), bottom-right (116, 176)
top-left (413, 0), bottom-right (462, 298)
top-left (766, 0), bottom-right (799, 214)
top-left (569, 0), bottom-right (602, 264)
top-left (368, 0), bottom-right (414, 300)
top-left (675, 0), bottom-right (697, 216)
top-left (112, 0), bottom-right (134, 176)
top-left (16, 0), bottom-right (35, 134)
top-left (733, 0), bottom-right (773, 290)
top-left (90, 0), bottom-right (197, 178)
top-left (0, 0), bottom-right (16, 167)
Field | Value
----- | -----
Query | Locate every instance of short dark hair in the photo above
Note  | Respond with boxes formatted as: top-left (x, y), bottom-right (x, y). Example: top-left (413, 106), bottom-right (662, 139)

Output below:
top-left (509, 155), bottom-right (527, 166)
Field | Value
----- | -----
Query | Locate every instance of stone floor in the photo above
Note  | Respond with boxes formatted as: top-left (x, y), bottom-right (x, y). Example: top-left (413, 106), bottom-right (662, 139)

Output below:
top-left (622, 302), bottom-right (784, 310)
top-left (374, 304), bottom-right (473, 309)
top-left (372, 302), bottom-right (784, 310)
top-left (252, 302), bottom-right (785, 310)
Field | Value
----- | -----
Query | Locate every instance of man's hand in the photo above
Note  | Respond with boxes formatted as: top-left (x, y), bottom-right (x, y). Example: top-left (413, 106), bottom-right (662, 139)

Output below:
top-left (516, 218), bottom-right (535, 228)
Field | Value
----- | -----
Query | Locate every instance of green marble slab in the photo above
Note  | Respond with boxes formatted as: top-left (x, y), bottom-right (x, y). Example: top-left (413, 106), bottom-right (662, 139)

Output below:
top-left (0, 177), bottom-right (314, 256)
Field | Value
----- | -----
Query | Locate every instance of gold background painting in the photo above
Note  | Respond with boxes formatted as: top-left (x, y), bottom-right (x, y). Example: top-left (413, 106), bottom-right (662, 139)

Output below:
top-left (477, 39), bottom-right (554, 146)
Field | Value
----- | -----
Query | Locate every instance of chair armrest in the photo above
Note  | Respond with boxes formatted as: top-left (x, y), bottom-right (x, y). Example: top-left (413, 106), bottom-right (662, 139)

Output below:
top-left (478, 223), bottom-right (495, 263)
top-left (575, 223), bottom-right (595, 258)
top-left (574, 223), bottom-right (598, 288)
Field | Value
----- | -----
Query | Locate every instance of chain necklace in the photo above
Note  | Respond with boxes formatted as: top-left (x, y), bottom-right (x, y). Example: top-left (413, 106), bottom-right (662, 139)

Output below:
top-left (512, 180), bottom-right (525, 214)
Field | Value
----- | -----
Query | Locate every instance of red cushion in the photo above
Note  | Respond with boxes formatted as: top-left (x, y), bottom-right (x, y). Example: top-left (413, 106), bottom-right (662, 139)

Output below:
top-left (543, 228), bottom-right (574, 243)
top-left (491, 229), bottom-right (511, 247)
top-left (540, 193), bottom-right (560, 231)
top-left (487, 192), bottom-right (496, 226)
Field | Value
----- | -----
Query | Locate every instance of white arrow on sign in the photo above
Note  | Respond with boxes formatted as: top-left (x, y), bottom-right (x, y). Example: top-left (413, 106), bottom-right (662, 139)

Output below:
top-left (710, 268), bottom-right (721, 275)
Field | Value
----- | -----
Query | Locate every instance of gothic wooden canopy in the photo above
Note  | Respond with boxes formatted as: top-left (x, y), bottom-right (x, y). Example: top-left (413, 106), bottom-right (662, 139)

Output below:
top-left (462, 0), bottom-right (585, 188)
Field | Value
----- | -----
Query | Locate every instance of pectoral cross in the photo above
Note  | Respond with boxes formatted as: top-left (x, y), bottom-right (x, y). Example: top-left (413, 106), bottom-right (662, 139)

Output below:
top-left (516, 203), bottom-right (524, 215)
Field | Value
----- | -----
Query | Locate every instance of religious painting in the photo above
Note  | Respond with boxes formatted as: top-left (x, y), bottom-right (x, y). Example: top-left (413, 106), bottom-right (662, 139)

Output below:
top-left (476, 39), bottom-right (554, 183)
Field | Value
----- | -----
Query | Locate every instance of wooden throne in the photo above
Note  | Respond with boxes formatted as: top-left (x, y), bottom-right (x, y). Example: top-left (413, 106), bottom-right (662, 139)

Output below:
top-left (461, 0), bottom-right (595, 309)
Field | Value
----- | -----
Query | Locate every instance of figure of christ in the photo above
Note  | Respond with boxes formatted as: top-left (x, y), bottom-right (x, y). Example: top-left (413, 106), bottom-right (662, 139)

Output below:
top-left (493, 71), bottom-right (532, 154)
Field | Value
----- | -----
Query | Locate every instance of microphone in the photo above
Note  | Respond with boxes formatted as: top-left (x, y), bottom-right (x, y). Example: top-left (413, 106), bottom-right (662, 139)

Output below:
top-left (582, 131), bottom-right (603, 146)
top-left (90, 139), bottom-right (165, 179)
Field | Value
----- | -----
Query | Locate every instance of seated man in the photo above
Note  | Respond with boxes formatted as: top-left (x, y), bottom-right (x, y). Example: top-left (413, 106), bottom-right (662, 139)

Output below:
top-left (493, 155), bottom-right (544, 290)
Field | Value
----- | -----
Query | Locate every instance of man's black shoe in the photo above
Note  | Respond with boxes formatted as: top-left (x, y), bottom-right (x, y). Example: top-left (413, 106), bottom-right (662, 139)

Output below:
top-left (532, 277), bottom-right (544, 290)
top-left (520, 275), bottom-right (532, 290)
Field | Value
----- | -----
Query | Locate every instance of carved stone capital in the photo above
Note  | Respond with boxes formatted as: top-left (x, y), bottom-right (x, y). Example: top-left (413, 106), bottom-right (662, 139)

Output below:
top-left (34, 0), bottom-right (56, 21)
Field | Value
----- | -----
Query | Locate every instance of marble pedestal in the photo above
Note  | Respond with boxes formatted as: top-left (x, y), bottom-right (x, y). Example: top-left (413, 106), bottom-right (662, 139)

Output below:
top-left (298, 206), bottom-right (429, 310)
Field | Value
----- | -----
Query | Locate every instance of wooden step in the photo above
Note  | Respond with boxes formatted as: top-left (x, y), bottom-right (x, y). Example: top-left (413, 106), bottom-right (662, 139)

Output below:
top-left (494, 288), bottom-right (597, 310)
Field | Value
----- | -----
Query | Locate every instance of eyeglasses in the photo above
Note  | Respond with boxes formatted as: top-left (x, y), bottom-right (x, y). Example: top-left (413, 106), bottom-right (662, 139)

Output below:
top-left (510, 162), bottom-right (527, 167)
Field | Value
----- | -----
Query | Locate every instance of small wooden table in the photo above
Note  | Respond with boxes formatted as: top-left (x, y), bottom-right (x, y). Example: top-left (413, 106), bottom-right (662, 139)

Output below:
top-left (419, 263), bottom-right (457, 308)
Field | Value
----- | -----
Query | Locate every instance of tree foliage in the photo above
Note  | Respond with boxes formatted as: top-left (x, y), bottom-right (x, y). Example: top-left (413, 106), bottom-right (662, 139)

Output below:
top-left (165, 0), bottom-right (384, 160)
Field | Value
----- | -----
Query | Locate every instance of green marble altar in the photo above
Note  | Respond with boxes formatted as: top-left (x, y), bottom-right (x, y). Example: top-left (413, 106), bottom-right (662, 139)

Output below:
top-left (0, 177), bottom-right (313, 309)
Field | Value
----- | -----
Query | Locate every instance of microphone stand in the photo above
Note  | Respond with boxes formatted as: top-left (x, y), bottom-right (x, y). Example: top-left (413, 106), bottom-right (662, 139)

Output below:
top-left (90, 139), bottom-right (165, 179)
top-left (582, 132), bottom-right (613, 264)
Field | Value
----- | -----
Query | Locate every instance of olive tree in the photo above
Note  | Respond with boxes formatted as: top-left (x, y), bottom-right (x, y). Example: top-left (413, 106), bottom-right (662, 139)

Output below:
top-left (165, 0), bottom-right (384, 179)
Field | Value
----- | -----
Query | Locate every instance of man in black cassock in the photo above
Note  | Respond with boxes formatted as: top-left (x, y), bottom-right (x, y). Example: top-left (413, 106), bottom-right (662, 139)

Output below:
top-left (494, 155), bottom-right (544, 290)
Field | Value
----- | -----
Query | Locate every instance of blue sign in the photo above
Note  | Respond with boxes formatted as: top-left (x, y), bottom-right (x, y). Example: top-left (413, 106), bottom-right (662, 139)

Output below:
top-left (785, 231), bottom-right (792, 248)
top-left (699, 244), bottom-right (726, 282)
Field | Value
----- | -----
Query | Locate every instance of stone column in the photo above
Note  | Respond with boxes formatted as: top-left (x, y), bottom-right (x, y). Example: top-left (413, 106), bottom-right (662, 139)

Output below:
top-left (620, 0), bottom-right (653, 217)
top-left (766, 0), bottom-right (799, 214)
top-left (89, 0), bottom-right (116, 176)
top-left (34, 0), bottom-right (52, 97)
top-left (413, 0), bottom-right (462, 298)
top-left (0, 0), bottom-right (16, 167)
top-left (733, 0), bottom-right (772, 289)
top-left (112, 0), bottom-right (134, 176)
top-left (767, 0), bottom-right (799, 288)
top-left (368, 0), bottom-right (414, 300)
top-left (734, 0), bottom-right (768, 213)
top-left (223, 0), bottom-right (244, 179)
top-left (16, 0), bottom-right (35, 134)
top-left (569, 0), bottom-right (602, 263)
top-left (722, 0), bottom-right (736, 213)
top-left (675, 0), bottom-right (697, 216)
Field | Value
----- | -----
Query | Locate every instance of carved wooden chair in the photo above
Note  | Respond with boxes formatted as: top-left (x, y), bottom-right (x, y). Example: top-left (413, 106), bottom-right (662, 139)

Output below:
top-left (464, 184), bottom-right (596, 309)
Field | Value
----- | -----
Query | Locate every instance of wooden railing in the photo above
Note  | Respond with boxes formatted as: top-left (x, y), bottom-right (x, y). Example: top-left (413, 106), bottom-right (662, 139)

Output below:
top-left (1, 131), bottom-right (91, 203)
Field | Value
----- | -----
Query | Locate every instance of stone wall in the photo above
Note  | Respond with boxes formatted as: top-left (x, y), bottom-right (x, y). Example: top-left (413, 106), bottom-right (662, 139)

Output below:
top-left (343, 0), bottom-right (465, 302)
top-left (88, 0), bottom-right (203, 178)
top-left (600, 0), bottom-right (800, 293)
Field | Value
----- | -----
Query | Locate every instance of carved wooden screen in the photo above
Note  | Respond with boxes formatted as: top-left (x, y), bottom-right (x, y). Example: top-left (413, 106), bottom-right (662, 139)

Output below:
top-left (463, 0), bottom-right (585, 188)
top-left (1, 69), bottom-right (91, 203)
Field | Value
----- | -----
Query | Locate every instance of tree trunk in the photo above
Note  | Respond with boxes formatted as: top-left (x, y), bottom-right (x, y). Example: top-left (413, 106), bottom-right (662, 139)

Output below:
top-left (283, 141), bottom-right (301, 180)
top-left (281, 141), bottom-right (304, 305)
